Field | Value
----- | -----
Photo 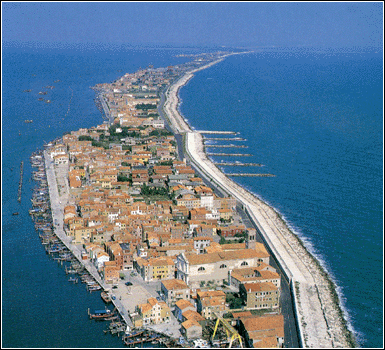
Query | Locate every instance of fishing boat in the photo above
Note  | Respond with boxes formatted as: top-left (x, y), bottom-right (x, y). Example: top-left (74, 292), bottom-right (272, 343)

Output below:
top-left (12, 212), bottom-right (19, 216)
top-left (45, 100), bottom-right (51, 103)
top-left (24, 120), bottom-right (33, 123)
top-left (37, 98), bottom-right (44, 101)
top-left (88, 308), bottom-right (115, 320)
top-left (38, 91), bottom-right (47, 95)
top-left (23, 89), bottom-right (32, 92)
top-left (101, 291), bottom-right (112, 303)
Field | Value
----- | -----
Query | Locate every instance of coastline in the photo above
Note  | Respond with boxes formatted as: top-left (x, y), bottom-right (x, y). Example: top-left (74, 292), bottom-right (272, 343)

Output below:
top-left (163, 54), bottom-right (356, 348)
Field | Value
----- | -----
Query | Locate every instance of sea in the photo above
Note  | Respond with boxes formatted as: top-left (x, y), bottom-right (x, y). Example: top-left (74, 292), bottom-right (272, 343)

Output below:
top-left (2, 44), bottom-right (383, 348)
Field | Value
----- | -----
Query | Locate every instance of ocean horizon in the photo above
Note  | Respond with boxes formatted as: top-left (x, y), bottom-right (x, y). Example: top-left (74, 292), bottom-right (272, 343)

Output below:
top-left (2, 45), bottom-right (383, 348)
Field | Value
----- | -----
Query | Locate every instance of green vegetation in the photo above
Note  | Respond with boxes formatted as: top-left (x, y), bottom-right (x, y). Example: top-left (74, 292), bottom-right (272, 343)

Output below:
top-left (117, 175), bottom-right (130, 182)
top-left (141, 184), bottom-right (169, 197)
top-left (78, 135), bottom-right (93, 141)
top-left (158, 160), bottom-right (173, 166)
top-left (225, 293), bottom-right (243, 309)
top-left (135, 103), bottom-right (157, 110)
top-left (149, 129), bottom-right (173, 137)
top-left (92, 140), bottom-right (109, 149)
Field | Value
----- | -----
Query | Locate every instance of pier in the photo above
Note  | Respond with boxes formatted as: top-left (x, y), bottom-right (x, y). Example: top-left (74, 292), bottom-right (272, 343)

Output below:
top-left (17, 161), bottom-right (23, 202)
top-left (207, 153), bottom-right (253, 157)
top-left (227, 173), bottom-right (275, 177)
top-left (215, 162), bottom-right (263, 166)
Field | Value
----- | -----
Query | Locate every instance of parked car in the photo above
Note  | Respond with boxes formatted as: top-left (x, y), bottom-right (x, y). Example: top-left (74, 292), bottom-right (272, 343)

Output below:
top-left (125, 282), bottom-right (132, 286)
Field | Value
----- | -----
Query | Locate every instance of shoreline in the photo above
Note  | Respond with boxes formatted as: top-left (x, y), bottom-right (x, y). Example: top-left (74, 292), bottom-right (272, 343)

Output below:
top-left (163, 53), bottom-right (356, 348)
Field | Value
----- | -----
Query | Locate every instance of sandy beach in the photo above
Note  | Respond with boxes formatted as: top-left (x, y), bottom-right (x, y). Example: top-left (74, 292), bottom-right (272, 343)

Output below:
top-left (163, 54), bottom-right (355, 348)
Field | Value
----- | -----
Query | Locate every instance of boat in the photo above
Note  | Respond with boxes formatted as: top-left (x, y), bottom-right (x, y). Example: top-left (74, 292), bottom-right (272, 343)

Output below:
top-left (24, 120), bottom-right (33, 123)
top-left (45, 100), bottom-right (51, 103)
top-left (12, 212), bottom-right (19, 216)
top-left (23, 89), bottom-right (32, 92)
top-left (88, 308), bottom-right (115, 320)
top-left (54, 80), bottom-right (60, 83)
top-left (38, 98), bottom-right (44, 101)
top-left (101, 291), bottom-right (112, 303)
top-left (38, 91), bottom-right (47, 95)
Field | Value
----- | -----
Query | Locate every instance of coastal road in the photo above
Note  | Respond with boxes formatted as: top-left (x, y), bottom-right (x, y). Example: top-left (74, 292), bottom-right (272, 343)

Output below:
top-left (158, 73), bottom-right (299, 347)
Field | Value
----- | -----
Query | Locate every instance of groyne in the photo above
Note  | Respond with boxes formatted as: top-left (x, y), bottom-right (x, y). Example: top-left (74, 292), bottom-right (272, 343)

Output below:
top-left (162, 54), bottom-right (355, 348)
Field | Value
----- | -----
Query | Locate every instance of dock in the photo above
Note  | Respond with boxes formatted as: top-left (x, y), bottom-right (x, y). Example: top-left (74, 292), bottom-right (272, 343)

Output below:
top-left (207, 153), bottom-right (253, 157)
top-left (227, 173), bottom-right (275, 177)
top-left (215, 162), bottom-right (263, 167)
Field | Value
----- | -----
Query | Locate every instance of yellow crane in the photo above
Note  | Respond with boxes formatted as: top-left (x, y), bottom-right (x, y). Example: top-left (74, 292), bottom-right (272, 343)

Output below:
top-left (212, 312), bottom-right (243, 348)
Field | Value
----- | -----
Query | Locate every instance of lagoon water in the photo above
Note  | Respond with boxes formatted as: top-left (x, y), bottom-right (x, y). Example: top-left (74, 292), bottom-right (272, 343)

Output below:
top-left (2, 46), bottom-right (383, 347)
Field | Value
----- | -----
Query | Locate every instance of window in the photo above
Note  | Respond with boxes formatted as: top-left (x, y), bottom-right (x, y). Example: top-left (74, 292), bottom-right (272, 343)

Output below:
top-left (198, 266), bottom-right (205, 272)
top-left (219, 264), bottom-right (227, 269)
top-left (241, 261), bottom-right (248, 266)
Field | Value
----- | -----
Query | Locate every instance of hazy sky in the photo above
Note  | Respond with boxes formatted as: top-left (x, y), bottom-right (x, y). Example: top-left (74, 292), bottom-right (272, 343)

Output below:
top-left (2, 2), bottom-right (383, 48)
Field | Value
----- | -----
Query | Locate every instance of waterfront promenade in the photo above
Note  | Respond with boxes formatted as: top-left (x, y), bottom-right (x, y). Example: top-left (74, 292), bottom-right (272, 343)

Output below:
top-left (162, 55), bottom-right (353, 348)
top-left (44, 151), bottom-right (133, 328)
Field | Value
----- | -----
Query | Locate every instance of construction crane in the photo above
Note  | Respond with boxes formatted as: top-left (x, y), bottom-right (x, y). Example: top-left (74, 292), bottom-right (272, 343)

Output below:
top-left (212, 312), bottom-right (243, 348)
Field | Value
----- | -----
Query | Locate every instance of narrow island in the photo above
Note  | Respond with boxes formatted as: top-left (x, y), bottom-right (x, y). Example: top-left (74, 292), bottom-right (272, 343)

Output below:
top-left (29, 50), bottom-right (355, 348)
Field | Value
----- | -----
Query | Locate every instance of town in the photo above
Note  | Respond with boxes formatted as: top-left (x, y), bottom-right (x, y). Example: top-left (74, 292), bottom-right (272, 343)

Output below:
top-left (30, 52), bottom-right (286, 348)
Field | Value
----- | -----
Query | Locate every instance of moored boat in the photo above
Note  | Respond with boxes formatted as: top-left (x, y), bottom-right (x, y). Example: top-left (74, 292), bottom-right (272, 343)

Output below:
top-left (101, 291), bottom-right (112, 303)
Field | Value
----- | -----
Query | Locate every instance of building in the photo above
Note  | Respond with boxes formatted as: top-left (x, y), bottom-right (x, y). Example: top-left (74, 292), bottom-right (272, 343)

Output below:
top-left (137, 297), bottom-right (171, 325)
top-left (174, 299), bottom-right (196, 322)
top-left (196, 290), bottom-right (227, 320)
top-left (176, 249), bottom-right (270, 288)
top-left (181, 319), bottom-right (202, 340)
top-left (237, 314), bottom-right (284, 348)
top-left (239, 282), bottom-right (280, 310)
top-left (229, 265), bottom-right (281, 289)
top-left (160, 279), bottom-right (190, 306)
top-left (134, 257), bottom-right (175, 282)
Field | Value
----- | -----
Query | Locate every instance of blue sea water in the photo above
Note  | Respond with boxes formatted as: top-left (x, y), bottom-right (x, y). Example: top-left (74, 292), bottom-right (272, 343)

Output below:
top-left (179, 50), bottom-right (383, 348)
top-left (2, 45), bottom-right (383, 348)
top-left (1, 44), bottom-right (194, 348)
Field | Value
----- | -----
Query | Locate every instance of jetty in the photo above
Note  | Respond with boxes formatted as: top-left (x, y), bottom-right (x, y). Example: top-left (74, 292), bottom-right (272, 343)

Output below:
top-left (215, 162), bottom-right (263, 167)
top-left (204, 144), bottom-right (248, 148)
top-left (196, 130), bottom-right (237, 135)
top-left (17, 161), bottom-right (23, 202)
top-left (227, 173), bottom-right (275, 177)
top-left (204, 137), bottom-right (246, 141)
top-left (207, 153), bottom-right (253, 157)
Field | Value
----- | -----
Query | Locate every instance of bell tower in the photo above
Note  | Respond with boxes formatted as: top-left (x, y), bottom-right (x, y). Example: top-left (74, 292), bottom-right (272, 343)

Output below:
top-left (245, 228), bottom-right (257, 250)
